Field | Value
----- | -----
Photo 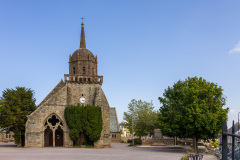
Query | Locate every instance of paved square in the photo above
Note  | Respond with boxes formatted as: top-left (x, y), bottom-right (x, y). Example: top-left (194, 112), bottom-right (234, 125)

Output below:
top-left (0, 142), bottom-right (218, 160)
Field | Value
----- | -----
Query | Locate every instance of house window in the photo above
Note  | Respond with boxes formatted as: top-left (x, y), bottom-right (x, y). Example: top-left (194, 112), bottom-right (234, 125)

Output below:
top-left (83, 67), bottom-right (86, 75)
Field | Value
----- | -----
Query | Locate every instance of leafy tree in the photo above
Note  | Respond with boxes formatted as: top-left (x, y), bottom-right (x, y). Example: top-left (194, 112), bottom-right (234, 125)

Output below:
top-left (120, 129), bottom-right (123, 134)
top-left (0, 87), bottom-right (36, 146)
top-left (64, 105), bottom-right (84, 142)
top-left (85, 105), bottom-right (102, 142)
top-left (158, 77), bottom-right (228, 151)
top-left (123, 99), bottom-right (159, 138)
top-left (64, 104), bottom-right (102, 145)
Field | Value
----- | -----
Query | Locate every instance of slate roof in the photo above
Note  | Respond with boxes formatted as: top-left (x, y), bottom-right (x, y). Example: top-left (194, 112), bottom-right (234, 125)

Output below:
top-left (110, 107), bottom-right (120, 133)
top-left (0, 128), bottom-right (7, 132)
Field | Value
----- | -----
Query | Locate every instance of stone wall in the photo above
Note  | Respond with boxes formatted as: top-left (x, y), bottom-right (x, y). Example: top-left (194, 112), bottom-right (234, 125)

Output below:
top-left (25, 84), bottom-right (72, 147)
top-left (110, 133), bottom-right (121, 143)
top-left (142, 138), bottom-right (174, 146)
top-left (38, 80), bottom-right (65, 107)
top-left (0, 131), bottom-right (14, 142)
top-left (25, 81), bottom-right (110, 148)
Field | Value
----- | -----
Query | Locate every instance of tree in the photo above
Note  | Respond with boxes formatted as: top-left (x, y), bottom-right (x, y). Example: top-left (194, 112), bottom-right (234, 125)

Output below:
top-left (120, 129), bottom-right (123, 134)
top-left (0, 87), bottom-right (36, 146)
top-left (64, 104), bottom-right (102, 145)
top-left (158, 77), bottom-right (228, 151)
top-left (123, 99), bottom-right (159, 138)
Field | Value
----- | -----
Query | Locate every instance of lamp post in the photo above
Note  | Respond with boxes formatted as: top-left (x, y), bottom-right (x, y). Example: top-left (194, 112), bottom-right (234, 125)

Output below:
top-left (132, 112), bottom-right (134, 146)
top-left (132, 104), bottom-right (135, 146)
top-left (238, 112), bottom-right (240, 135)
top-left (238, 112), bottom-right (240, 158)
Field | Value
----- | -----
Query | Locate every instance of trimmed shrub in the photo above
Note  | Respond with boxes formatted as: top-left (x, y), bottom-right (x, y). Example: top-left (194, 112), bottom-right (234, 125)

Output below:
top-left (64, 104), bottom-right (103, 144)
top-left (127, 138), bottom-right (142, 145)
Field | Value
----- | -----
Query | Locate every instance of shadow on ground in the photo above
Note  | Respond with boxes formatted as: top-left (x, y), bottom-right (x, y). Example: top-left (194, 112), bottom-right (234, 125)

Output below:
top-left (135, 146), bottom-right (187, 153)
top-left (0, 142), bottom-right (17, 147)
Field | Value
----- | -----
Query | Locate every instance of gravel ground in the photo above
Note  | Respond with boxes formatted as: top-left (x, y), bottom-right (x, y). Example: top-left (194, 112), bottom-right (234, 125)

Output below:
top-left (0, 142), bottom-right (218, 160)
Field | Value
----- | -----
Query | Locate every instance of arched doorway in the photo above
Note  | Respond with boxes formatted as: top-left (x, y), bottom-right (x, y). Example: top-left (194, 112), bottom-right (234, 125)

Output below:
top-left (44, 126), bottom-right (53, 146)
top-left (55, 126), bottom-right (63, 146)
top-left (44, 114), bottom-right (64, 147)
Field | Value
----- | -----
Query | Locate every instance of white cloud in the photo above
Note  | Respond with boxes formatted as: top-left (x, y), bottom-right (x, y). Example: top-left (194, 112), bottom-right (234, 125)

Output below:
top-left (229, 109), bottom-right (238, 115)
top-left (228, 109), bottom-right (240, 127)
top-left (229, 41), bottom-right (240, 54)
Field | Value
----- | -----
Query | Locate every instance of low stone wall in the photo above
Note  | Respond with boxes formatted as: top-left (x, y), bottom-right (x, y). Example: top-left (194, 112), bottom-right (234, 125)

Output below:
top-left (121, 136), bottom-right (136, 143)
top-left (178, 139), bottom-right (193, 146)
top-left (142, 138), bottom-right (153, 145)
top-left (142, 138), bottom-right (174, 146)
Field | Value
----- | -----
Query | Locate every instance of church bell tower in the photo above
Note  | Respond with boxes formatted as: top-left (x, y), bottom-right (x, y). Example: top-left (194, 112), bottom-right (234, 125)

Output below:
top-left (64, 22), bottom-right (103, 85)
top-left (25, 19), bottom-right (111, 148)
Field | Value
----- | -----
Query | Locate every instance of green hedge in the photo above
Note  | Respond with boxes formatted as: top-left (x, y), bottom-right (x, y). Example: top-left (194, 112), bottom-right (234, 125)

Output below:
top-left (127, 138), bottom-right (142, 145)
top-left (64, 104), bottom-right (103, 143)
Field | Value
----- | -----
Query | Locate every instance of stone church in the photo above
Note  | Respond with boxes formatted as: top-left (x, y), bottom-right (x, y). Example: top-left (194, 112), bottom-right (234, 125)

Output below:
top-left (25, 22), bottom-right (119, 148)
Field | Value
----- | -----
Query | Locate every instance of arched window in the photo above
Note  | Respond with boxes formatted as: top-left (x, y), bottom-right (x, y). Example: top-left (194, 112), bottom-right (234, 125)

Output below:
top-left (44, 114), bottom-right (64, 147)
top-left (83, 67), bottom-right (86, 75)
top-left (73, 67), bottom-right (75, 75)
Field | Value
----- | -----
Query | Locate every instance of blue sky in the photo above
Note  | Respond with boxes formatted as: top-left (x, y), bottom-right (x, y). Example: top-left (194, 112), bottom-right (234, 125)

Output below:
top-left (0, 0), bottom-right (240, 127)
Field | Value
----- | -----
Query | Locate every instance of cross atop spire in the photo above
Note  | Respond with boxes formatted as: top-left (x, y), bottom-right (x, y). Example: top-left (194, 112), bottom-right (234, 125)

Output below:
top-left (81, 17), bottom-right (85, 24)
top-left (80, 18), bottom-right (86, 49)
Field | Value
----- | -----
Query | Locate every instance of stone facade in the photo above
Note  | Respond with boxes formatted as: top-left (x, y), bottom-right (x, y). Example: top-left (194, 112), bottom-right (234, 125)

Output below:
top-left (25, 22), bottom-right (111, 148)
top-left (0, 129), bottom-right (14, 142)
top-left (110, 133), bottom-right (121, 143)
top-left (142, 129), bottom-right (174, 146)
top-left (141, 138), bottom-right (174, 146)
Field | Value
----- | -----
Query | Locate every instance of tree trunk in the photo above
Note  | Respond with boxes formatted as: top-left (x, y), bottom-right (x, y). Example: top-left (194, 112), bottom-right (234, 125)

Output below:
top-left (193, 136), bottom-right (197, 152)
top-left (17, 130), bottom-right (22, 147)
top-left (196, 138), bottom-right (198, 153)
top-left (75, 135), bottom-right (81, 145)
top-left (21, 130), bottom-right (25, 147)
top-left (19, 130), bottom-right (22, 147)
top-left (193, 136), bottom-right (199, 153)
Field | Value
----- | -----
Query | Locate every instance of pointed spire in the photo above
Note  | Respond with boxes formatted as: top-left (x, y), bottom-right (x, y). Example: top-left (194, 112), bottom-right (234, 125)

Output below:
top-left (80, 21), bottom-right (86, 49)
